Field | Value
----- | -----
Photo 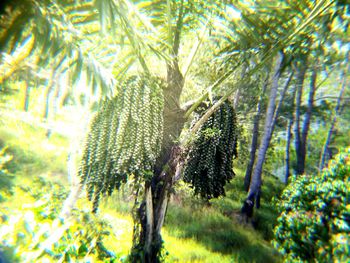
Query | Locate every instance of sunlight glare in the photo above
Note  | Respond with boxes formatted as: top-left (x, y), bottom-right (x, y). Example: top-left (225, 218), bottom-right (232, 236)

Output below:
top-left (226, 5), bottom-right (241, 20)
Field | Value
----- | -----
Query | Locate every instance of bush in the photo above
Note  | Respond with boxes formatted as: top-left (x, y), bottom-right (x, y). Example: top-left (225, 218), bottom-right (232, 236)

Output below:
top-left (0, 177), bottom-right (117, 262)
top-left (273, 148), bottom-right (350, 262)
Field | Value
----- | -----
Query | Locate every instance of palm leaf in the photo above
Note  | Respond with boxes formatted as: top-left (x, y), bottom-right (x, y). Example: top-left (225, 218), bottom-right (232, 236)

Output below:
top-left (184, 0), bottom-right (336, 136)
top-left (0, 0), bottom-right (117, 97)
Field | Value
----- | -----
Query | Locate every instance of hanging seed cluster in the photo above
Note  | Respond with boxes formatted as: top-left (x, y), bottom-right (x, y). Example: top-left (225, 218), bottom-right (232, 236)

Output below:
top-left (184, 100), bottom-right (238, 200)
top-left (78, 75), bottom-right (164, 212)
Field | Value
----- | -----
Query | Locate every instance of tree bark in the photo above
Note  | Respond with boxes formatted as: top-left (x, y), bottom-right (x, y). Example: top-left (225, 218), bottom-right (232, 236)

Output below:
top-left (299, 62), bottom-right (317, 171)
top-left (144, 185), bottom-right (154, 260)
top-left (285, 118), bottom-right (293, 183)
top-left (44, 84), bottom-right (54, 120)
top-left (53, 83), bottom-right (61, 116)
top-left (241, 52), bottom-right (284, 218)
top-left (254, 70), bottom-right (293, 205)
top-left (284, 77), bottom-right (298, 183)
top-left (272, 72), bottom-right (293, 129)
top-left (294, 59), bottom-right (308, 175)
top-left (44, 70), bottom-right (56, 138)
top-left (244, 72), bottom-right (269, 191)
top-left (133, 4), bottom-right (186, 260)
top-left (24, 80), bottom-right (30, 111)
top-left (319, 54), bottom-right (349, 171)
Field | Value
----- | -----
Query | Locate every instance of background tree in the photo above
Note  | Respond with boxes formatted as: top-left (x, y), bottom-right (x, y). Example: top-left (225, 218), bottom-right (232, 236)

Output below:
top-left (320, 52), bottom-right (349, 170)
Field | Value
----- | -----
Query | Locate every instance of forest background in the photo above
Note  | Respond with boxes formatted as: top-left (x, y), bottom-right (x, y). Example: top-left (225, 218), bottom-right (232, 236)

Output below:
top-left (0, 0), bottom-right (349, 262)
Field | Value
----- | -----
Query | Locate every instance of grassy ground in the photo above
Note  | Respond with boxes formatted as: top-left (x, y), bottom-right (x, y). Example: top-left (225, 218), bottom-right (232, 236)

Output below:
top-left (0, 91), bottom-right (283, 262)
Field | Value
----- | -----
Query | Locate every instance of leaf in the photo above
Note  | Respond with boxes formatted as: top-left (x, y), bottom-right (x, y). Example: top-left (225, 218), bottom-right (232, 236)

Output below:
top-left (78, 243), bottom-right (88, 256)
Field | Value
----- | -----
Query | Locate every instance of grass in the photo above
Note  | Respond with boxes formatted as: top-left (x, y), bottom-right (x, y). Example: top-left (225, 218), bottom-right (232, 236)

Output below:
top-left (99, 173), bottom-right (283, 263)
top-left (163, 194), bottom-right (281, 262)
top-left (0, 91), bottom-right (284, 262)
top-left (0, 122), bottom-right (68, 178)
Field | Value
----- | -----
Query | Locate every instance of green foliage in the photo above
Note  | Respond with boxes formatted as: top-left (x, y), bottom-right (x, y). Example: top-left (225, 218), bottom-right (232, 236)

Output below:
top-left (79, 75), bottom-right (164, 212)
top-left (0, 147), bottom-right (14, 200)
top-left (0, 176), bottom-right (117, 262)
top-left (183, 99), bottom-right (238, 200)
top-left (273, 148), bottom-right (350, 262)
top-left (0, 123), bottom-right (68, 177)
top-left (0, 0), bottom-right (117, 95)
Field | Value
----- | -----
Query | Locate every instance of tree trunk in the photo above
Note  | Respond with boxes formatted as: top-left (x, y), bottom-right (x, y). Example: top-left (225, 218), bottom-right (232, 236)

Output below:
top-left (284, 79), bottom-right (298, 183)
top-left (132, 5), bottom-right (186, 257)
top-left (141, 67), bottom-right (185, 261)
top-left (244, 73), bottom-right (269, 191)
top-left (285, 118), bottom-right (293, 183)
top-left (44, 70), bottom-right (56, 138)
top-left (241, 52), bottom-right (284, 218)
top-left (53, 83), bottom-right (61, 116)
top-left (299, 62), bottom-right (317, 171)
top-left (294, 59), bottom-right (309, 175)
top-left (233, 64), bottom-right (248, 109)
top-left (319, 54), bottom-right (349, 171)
top-left (24, 80), bottom-right (30, 111)
top-left (44, 86), bottom-right (53, 120)
top-left (254, 70), bottom-right (292, 205)
top-left (233, 89), bottom-right (240, 109)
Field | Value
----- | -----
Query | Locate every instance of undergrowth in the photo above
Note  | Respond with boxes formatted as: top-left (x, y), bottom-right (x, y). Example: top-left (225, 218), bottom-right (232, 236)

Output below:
top-left (0, 100), bottom-right (283, 262)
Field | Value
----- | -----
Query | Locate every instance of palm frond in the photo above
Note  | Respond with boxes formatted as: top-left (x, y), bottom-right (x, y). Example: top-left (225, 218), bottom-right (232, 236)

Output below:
top-left (184, 0), bottom-right (336, 134)
top-left (0, 0), bottom-right (117, 97)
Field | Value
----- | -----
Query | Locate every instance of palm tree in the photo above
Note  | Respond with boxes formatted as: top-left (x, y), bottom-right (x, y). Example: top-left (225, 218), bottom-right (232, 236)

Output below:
top-left (1, 0), bottom-right (345, 261)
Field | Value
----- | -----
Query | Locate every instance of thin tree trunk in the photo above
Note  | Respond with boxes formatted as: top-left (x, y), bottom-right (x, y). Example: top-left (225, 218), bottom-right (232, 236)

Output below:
top-left (320, 54), bottom-right (349, 170)
top-left (233, 64), bottom-right (247, 109)
top-left (44, 70), bottom-right (56, 138)
top-left (60, 103), bottom-right (92, 219)
top-left (270, 72), bottom-right (294, 141)
top-left (294, 59), bottom-right (308, 175)
top-left (255, 71), bottom-right (293, 206)
top-left (60, 183), bottom-right (83, 219)
top-left (233, 89), bottom-right (240, 109)
top-left (241, 52), bottom-right (284, 218)
top-left (24, 80), bottom-right (30, 111)
top-left (298, 62), bottom-right (317, 172)
top-left (144, 185), bottom-right (154, 261)
top-left (284, 79), bottom-right (298, 183)
top-left (244, 73), bottom-right (269, 191)
top-left (44, 86), bottom-right (53, 120)
top-left (285, 118), bottom-right (293, 183)
top-left (53, 83), bottom-right (61, 116)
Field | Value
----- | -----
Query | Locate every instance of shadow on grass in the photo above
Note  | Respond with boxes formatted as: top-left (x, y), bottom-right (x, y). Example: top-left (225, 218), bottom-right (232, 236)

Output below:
top-left (164, 203), bottom-right (280, 263)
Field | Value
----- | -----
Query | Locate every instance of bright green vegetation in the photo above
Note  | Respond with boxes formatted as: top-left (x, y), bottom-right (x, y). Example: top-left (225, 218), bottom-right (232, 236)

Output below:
top-left (0, 176), bottom-right (119, 262)
top-left (273, 148), bottom-right (350, 262)
top-left (1, 0), bottom-right (349, 262)
top-left (0, 105), bottom-right (282, 262)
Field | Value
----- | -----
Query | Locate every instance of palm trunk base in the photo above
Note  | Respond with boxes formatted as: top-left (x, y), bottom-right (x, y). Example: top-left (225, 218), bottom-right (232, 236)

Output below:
top-left (240, 198), bottom-right (254, 222)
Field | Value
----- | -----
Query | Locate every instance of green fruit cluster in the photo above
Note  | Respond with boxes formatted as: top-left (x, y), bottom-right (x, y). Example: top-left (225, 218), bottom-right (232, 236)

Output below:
top-left (78, 75), bottom-right (164, 212)
top-left (273, 148), bottom-right (350, 262)
top-left (183, 100), bottom-right (238, 200)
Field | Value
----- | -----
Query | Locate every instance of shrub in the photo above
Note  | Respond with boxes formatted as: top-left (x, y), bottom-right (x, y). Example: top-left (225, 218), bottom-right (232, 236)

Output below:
top-left (273, 148), bottom-right (350, 262)
top-left (0, 177), bottom-right (117, 262)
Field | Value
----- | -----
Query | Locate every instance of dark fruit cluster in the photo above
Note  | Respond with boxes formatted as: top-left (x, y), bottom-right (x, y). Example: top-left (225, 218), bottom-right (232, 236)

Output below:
top-left (184, 99), bottom-right (238, 200)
